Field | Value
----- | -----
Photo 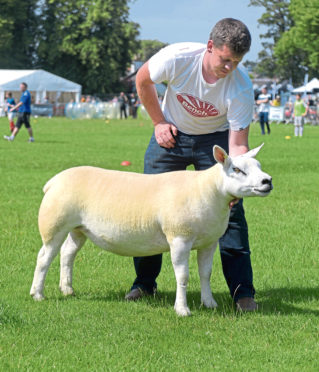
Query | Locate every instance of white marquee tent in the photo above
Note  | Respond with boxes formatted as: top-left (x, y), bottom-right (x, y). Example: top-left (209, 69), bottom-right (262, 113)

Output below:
top-left (0, 69), bottom-right (82, 106)
top-left (292, 78), bottom-right (319, 93)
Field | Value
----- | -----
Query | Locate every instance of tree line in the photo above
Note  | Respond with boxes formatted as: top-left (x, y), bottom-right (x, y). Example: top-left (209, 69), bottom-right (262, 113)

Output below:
top-left (0, 0), bottom-right (168, 94)
top-left (1, 0), bottom-right (316, 92)
top-left (0, 0), bottom-right (141, 94)
top-left (248, 0), bottom-right (319, 85)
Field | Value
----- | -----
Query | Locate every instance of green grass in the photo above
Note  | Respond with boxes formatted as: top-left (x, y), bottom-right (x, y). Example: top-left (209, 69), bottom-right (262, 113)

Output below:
top-left (0, 117), bottom-right (318, 371)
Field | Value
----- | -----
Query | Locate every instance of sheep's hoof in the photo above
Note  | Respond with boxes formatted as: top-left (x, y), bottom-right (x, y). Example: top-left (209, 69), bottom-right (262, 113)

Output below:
top-left (60, 286), bottom-right (75, 296)
top-left (31, 293), bottom-right (45, 301)
top-left (175, 305), bottom-right (191, 317)
top-left (202, 297), bottom-right (218, 309)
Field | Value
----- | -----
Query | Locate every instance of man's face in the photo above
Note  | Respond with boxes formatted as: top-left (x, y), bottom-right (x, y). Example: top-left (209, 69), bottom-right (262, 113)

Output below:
top-left (20, 84), bottom-right (26, 92)
top-left (206, 41), bottom-right (243, 79)
top-left (261, 88), bottom-right (267, 95)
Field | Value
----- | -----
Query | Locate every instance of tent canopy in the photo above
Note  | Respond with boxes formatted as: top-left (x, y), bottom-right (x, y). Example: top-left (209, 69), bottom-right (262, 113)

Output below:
top-left (0, 69), bottom-right (82, 105)
top-left (293, 78), bottom-right (319, 93)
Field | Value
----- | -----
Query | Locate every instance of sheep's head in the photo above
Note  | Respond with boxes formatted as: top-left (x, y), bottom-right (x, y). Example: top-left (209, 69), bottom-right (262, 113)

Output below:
top-left (213, 144), bottom-right (273, 199)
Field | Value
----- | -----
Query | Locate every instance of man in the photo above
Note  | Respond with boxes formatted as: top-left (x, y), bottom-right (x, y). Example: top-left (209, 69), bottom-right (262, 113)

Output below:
top-left (129, 93), bottom-right (138, 119)
top-left (5, 92), bottom-right (16, 132)
top-left (125, 18), bottom-right (257, 311)
top-left (256, 86), bottom-right (271, 135)
top-left (118, 92), bottom-right (128, 119)
top-left (4, 82), bottom-right (34, 142)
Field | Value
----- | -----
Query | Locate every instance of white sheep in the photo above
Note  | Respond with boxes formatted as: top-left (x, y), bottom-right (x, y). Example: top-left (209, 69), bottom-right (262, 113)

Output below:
top-left (30, 144), bottom-right (272, 316)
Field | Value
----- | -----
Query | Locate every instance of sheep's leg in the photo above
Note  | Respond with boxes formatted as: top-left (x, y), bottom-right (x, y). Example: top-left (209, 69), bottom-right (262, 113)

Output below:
top-left (59, 229), bottom-right (87, 296)
top-left (170, 237), bottom-right (193, 317)
top-left (197, 244), bottom-right (218, 309)
top-left (30, 231), bottom-right (67, 301)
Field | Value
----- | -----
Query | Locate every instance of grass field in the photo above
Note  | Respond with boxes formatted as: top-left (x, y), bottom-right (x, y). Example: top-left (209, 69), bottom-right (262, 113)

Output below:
top-left (0, 116), bottom-right (318, 371)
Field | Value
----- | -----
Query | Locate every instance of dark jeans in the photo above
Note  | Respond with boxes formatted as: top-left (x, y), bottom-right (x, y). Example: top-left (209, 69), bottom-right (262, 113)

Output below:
top-left (259, 112), bottom-right (270, 134)
top-left (131, 130), bottom-right (255, 302)
top-left (120, 105), bottom-right (127, 119)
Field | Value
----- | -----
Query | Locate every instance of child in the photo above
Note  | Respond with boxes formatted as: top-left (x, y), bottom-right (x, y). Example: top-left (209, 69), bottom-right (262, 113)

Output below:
top-left (293, 94), bottom-right (308, 137)
top-left (6, 92), bottom-right (16, 132)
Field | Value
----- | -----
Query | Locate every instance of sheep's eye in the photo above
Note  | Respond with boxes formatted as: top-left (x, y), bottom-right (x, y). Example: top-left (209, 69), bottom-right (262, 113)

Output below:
top-left (233, 167), bottom-right (246, 175)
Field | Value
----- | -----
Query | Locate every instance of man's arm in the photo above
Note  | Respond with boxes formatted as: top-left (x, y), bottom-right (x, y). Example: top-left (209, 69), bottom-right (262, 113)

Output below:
top-left (228, 127), bottom-right (249, 157)
top-left (10, 101), bottom-right (22, 112)
top-left (256, 97), bottom-right (269, 105)
top-left (136, 61), bottom-right (177, 148)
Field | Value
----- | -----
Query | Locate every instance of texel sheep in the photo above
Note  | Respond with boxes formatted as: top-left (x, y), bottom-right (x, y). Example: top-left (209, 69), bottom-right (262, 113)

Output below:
top-left (30, 144), bottom-right (272, 316)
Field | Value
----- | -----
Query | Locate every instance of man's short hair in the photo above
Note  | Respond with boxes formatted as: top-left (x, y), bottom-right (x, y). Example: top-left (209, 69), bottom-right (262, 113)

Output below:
top-left (209, 18), bottom-right (251, 56)
top-left (21, 82), bottom-right (28, 88)
top-left (8, 92), bottom-right (12, 97)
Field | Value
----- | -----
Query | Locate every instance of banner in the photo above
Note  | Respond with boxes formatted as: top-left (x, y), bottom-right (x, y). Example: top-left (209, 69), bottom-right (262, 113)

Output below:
top-left (269, 106), bottom-right (285, 121)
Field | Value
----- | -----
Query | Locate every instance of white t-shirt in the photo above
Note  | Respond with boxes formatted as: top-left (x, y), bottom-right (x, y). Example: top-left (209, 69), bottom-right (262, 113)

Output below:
top-left (148, 42), bottom-right (254, 135)
top-left (257, 93), bottom-right (272, 113)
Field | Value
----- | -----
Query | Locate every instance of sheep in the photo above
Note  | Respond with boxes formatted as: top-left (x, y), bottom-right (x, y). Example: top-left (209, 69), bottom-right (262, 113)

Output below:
top-left (30, 144), bottom-right (272, 316)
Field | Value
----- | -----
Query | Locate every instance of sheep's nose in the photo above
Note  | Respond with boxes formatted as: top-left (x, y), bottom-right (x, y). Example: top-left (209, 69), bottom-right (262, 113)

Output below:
top-left (262, 177), bottom-right (272, 185)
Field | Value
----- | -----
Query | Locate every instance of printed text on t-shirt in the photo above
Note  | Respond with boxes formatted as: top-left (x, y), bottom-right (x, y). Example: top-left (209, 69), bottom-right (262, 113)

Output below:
top-left (176, 93), bottom-right (219, 118)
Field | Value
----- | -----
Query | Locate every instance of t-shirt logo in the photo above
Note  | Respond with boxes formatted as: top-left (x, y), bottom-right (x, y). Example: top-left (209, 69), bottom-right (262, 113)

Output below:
top-left (176, 93), bottom-right (219, 118)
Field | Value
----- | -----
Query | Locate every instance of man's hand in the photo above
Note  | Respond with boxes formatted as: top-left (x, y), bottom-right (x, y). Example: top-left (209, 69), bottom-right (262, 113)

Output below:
top-left (155, 122), bottom-right (178, 148)
top-left (10, 102), bottom-right (22, 112)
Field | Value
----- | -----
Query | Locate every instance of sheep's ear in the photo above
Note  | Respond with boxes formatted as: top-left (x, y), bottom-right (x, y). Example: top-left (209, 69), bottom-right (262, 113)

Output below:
top-left (213, 145), bottom-right (229, 165)
top-left (242, 143), bottom-right (264, 158)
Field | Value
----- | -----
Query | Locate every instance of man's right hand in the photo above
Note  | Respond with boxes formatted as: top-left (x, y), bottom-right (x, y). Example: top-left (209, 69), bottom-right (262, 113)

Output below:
top-left (155, 122), bottom-right (178, 148)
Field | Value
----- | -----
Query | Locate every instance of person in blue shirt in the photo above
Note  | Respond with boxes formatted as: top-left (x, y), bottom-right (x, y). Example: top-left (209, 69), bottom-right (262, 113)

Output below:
top-left (5, 92), bottom-right (16, 132)
top-left (4, 82), bottom-right (34, 142)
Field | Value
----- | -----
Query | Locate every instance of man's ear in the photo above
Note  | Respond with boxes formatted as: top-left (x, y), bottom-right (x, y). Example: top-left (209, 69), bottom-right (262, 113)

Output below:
top-left (213, 145), bottom-right (229, 165)
top-left (207, 40), bottom-right (213, 53)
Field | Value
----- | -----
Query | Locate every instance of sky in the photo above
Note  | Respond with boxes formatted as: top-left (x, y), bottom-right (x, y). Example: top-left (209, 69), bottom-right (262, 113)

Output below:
top-left (129, 0), bottom-right (267, 62)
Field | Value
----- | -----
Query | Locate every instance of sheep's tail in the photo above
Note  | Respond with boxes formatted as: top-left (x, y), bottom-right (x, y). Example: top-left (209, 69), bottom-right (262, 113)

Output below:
top-left (43, 174), bottom-right (59, 194)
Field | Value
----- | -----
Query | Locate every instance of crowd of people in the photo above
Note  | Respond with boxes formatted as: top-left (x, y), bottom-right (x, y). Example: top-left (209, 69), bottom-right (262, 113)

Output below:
top-left (3, 81), bottom-right (319, 142)
top-left (254, 85), bottom-right (319, 137)
top-left (75, 92), bottom-right (141, 119)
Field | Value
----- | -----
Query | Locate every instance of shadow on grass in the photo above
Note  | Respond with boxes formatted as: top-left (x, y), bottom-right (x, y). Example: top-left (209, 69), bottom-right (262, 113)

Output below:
top-left (37, 140), bottom-right (67, 144)
top-left (256, 287), bottom-right (319, 316)
top-left (72, 286), bottom-right (319, 316)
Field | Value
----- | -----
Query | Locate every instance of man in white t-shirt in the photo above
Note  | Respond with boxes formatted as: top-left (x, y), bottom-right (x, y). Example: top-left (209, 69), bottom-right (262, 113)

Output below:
top-left (125, 18), bottom-right (257, 311)
top-left (256, 86), bottom-right (272, 135)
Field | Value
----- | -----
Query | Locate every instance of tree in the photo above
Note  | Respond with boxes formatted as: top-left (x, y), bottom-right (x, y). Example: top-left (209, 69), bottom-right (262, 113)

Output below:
top-left (0, 0), bottom-right (38, 68)
top-left (248, 1), bottom-right (293, 78)
top-left (248, 0), bottom-right (310, 84)
top-left (36, 0), bottom-right (140, 93)
top-left (275, 0), bottom-right (319, 80)
top-left (136, 40), bottom-right (168, 62)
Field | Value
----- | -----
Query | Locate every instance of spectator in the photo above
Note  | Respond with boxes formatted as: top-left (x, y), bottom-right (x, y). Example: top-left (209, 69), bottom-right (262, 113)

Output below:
top-left (42, 96), bottom-right (49, 104)
top-left (129, 93), bottom-right (138, 119)
top-left (256, 86), bottom-right (271, 135)
top-left (271, 95), bottom-right (281, 107)
top-left (5, 92), bottom-right (16, 132)
top-left (3, 82), bottom-right (34, 142)
top-left (293, 93), bottom-right (307, 137)
top-left (307, 94), bottom-right (314, 107)
top-left (118, 92), bottom-right (128, 119)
